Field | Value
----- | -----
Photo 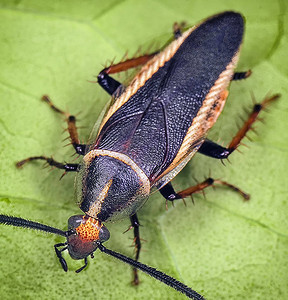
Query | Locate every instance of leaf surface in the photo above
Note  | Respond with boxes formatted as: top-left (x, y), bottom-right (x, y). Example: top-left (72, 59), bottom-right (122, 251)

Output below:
top-left (0, 1), bottom-right (287, 299)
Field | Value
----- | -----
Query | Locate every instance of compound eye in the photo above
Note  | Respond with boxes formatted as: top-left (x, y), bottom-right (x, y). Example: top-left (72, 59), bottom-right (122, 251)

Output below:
top-left (68, 215), bottom-right (83, 231)
top-left (67, 215), bottom-right (110, 260)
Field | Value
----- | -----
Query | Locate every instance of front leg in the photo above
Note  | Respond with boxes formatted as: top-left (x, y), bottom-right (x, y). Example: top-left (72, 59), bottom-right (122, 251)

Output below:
top-left (16, 156), bottom-right (79, 173)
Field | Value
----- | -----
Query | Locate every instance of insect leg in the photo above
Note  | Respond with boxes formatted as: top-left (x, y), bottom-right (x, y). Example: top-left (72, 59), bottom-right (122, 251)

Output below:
top-left (75, 257), bottom-right (88, 273)
top-left (129, 213), bottom-right (141, 285)
top-left (16, 156), bottom-right (79, 172)
top-left (160, 180), bottom-right (250, 202)
top-left (197, 139), bottom-right (230, 159)
top-left (97, 22), bottom-right (187, 96)
top-left (54, 242), bottom-right (68, 272)
top-left (98, 52), bottom-right (158, 96)
top-left (198, 94), bottom-right (280, 159)
top-left (173, 22), bottom-right (185, 39)
top-left (232, 70), bottom-right (251, 80)
top-left (42, 95), bottom-right (86, 155)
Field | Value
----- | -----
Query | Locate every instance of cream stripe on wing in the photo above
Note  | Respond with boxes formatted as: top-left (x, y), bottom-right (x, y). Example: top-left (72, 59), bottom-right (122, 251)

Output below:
top-left (97, 26), bottom-right (199, 137)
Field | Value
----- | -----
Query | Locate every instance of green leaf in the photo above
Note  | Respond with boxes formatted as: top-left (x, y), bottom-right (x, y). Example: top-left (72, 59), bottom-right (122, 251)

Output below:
top-left (0, 1), bottom-right (287, 299)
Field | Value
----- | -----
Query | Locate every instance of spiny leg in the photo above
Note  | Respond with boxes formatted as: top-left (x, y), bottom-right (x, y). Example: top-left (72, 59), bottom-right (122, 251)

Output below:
top-left (129, 213), bottom-right (141, 285)
top-left (16, 156), bottom-right (79, 172)
top-left (160, 179), bottom-right (250, 203)
top-left (42, 95), bottom-right (86, 155)
top-left (16, 97), bottom-right (85, 171)
top-left (198, 94), bottom-right (280, 159)
top-left (97, 21), bottom-right (196, 96)
top-left (98, 52), bottom-right (158, 96)
top-left (97, 26), bottom-right (250, 96)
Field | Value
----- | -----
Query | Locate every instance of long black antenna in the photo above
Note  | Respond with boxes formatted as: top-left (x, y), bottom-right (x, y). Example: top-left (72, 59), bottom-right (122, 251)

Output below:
top-left (98, 243), bottom-right (205, 300)
top-left (0, 214), bottom-right (205, 299)
top-left (0, 215), bottom-right (66, 237)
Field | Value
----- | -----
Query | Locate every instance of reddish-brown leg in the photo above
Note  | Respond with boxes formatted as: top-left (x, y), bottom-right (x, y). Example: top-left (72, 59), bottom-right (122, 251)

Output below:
top-left (129, 214), bottom-right (141, 285)
top-left (198, 94), bottom-right (280, 159)
top-left (160, 178), bottom-right (250, 202)
top-left (42, 95), bottom-right (86, 155)
top-left (97, 52), bottom-right (158, 96)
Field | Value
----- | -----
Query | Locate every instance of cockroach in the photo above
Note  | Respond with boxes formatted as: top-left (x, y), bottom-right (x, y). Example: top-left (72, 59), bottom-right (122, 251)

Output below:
top-left (0, 11), bottom-right (279, 299)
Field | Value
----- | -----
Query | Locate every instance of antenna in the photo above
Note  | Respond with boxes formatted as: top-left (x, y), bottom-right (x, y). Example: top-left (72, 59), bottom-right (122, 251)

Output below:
top-left (98, 243), bottom-right (205, 299)
top-left (0, 215), bottom-right (66, 237)
top-left (0, 215), bottom-right (205, 299)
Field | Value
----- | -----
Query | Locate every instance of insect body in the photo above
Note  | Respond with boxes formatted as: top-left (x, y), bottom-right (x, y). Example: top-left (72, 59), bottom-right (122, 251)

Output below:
top-left (0, 11), bottom-right (279, 299)
top-left (78, 11), bottom-right (243, 223)
top-left (70, 11), bottom-right (245, 266)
